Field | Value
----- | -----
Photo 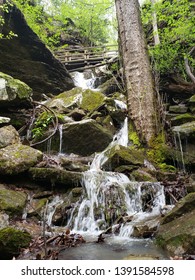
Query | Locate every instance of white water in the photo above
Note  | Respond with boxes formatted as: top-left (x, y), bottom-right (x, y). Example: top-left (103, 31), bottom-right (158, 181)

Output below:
top-left (68, 110), bottom-right (165, 236)
top-left (72, 71), bottom-right (96, 89)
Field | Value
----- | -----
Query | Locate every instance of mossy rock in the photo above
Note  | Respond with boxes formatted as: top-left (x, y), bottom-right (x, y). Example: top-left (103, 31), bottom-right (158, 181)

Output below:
top-left (0, 227), bottom-right (31, 259)
top-left (46, 87), bottom-right (83, 112)
top-left (0, 188), bottom-right (27, 217)
top-left (0, 144), bottom-right (43, 175)
top-left (29, 167), bottom-right (82, 187)
top-left (27, 198), bottom-right (48, 218)
top-left (0, 72), bottom-right (32, 108)
top-left (46, 87), bottom-right (105, 113)
top-left (170, 113), bottom-right (195, 126)
top-left (130, 168), bottom-right (157, 182)
top-left (161, 192), bottom-right (195, 224)
top-left (156, 209), bottom-right (195, 256)
top-left (169, 105), bottom-right (188, 113)
top-left (172, 121), bottom-right (195, 141)
top-left (81, 89), bottom-right (105, 112)
top-left (0, 125), bottom-right (20, 148)
top-left (102, 145), bottom-right (145, 171)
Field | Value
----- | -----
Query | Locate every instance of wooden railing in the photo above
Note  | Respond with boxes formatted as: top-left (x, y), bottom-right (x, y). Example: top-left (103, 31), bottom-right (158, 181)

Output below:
top-left (54, 45), bottom-right (118, 71)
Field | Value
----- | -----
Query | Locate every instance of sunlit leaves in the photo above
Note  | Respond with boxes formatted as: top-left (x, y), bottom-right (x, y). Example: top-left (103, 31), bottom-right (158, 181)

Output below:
top-left (142, 0), bottom-right (195, 77)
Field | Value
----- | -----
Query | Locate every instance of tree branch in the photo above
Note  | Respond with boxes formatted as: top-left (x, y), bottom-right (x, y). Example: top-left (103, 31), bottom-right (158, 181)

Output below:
top-left (184, 46), bottom-right (195, 84)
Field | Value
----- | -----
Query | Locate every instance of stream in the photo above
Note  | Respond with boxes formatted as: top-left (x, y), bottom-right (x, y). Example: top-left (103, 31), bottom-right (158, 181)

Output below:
top-left (48, 71), bottom-right (170, 259)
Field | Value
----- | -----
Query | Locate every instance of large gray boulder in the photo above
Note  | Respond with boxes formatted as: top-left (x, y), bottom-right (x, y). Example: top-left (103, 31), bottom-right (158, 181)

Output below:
top-left (0, 187), bottom-right (27, 216)
top-left (58, 119), bottom-right (113, 156)
top-left (0, 5), bottom-right (74, 100)
top-left (0, 125), bottom-right (20, 148)
top-left (156, 193), bottom-right (195, 256)
top-left (0, 144), bottom-right (43, 175)
top-left (0, 72), bottom-right (32, 108)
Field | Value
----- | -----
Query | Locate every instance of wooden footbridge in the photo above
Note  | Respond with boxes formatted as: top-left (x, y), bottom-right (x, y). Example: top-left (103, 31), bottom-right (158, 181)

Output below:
top-left (54, 45), bottom-right (118, 72)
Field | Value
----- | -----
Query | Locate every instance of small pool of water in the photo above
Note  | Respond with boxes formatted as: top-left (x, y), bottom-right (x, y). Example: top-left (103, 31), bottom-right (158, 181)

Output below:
top-left (58, 235), bottom-right (168, 260)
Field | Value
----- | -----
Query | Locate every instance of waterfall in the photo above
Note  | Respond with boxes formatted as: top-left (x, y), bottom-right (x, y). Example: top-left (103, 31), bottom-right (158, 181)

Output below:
top-left (72, 71), bottom-right (96, 89)
top-left (68, 115), bottom-right (165, 236)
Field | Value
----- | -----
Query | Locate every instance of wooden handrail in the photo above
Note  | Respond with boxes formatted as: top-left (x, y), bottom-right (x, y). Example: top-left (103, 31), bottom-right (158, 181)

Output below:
top-left (53, 44), bottom-right (118, 69)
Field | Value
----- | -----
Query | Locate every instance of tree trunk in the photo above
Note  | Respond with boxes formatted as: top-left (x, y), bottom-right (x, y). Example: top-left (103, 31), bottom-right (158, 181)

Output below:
top-left (115, 0), bottom-right (158, 144)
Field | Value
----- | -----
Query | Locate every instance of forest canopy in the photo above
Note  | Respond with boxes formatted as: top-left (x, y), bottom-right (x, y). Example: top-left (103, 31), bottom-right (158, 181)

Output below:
top-left (1, 0), bottom-right (194, 79)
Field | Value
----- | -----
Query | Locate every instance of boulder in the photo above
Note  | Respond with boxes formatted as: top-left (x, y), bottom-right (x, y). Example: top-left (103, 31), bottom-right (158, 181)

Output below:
top-left (29, 167), bottom-right (82, 187)
top-left (0, 125), bottom-right (20, 148)
top-left (156, 193), bottom-right (195, 256)
top-left (169, 105), bottom-right (188, 113)
top-left (161, 192), bottom-right (195, 224)
top-left (46, 87), bottom-right (105, 113)
top-left (0, 144), bottom-right (43, 175)
top-left (60, 120), bottom-right (112, 156)
top-left (0, 72), bottom-right (32, 108)
top-left (0, 187), bottom-right (27, 216)
top-left (172, 121), bottom-right (195, 142)
top-left (0, 227), bottom-right (31, 259)
top-left (0, 5), bottom-right (74, 100)
top-left (170, 113), bottom-right (195, 126)
top-left (102, 145), bottom-right (145, 171)
top-left (39, 119), bottom-right (113, 156)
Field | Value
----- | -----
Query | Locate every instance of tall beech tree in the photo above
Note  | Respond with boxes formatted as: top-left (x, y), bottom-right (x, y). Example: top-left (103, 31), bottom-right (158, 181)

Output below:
top-left (115, 0), bottom-right (158, 145)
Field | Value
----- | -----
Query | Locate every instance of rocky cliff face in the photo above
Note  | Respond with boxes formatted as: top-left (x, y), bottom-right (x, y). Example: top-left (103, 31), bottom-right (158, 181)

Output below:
top-left (0, 5), bottom-right (74, 100)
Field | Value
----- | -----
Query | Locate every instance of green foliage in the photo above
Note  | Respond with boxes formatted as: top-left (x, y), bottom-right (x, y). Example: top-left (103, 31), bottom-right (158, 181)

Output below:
top-left (142, 0), bottom-right (195, 78)
top-left (0, 2), bottom-right (17, 39)
top-left (32, 112), bottom-right (53, 139)
top-left (12, 0), bottom-right (116, 48)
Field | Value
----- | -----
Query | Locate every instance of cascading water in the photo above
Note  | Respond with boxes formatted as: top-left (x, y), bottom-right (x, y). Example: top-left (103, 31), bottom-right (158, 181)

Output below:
top-left (72, 71), bottom-right (96, 89)
top-left (68, 114), bottom-right (165, 237)
top-left (56, 71), bottom-right (168, 259)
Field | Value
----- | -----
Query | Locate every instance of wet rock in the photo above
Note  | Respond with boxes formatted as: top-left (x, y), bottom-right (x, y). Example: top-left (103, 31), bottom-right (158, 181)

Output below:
top-left (0, 227), bottom-right (31, 259)
top-left (156, 193), bottom-right (195, 256)
top-left (0, 72), bottom-right (32, 108)
top-left (29, 167), bottom-right (82, 187)
top-left (172, 121), bottom-right (195, 141)
top-left (0, 144), bottom-right (43, 175)
top-left (156, 209), bottom-right (195, 256)
top-left (27, 198), bottom-right (48, 218)
top-left (161, 192), bottom-right (195, 224)
top-left (102, 145), bottom-right (145, 171)
top-left (130, 168), bottom-right (157, 182)
top-left (0, 187), bottom-right (27, 217)
top-left (56, 119), bottom-right (112, 156)
top-left (132, 216), bottom-right (160, 238)
top-left (170, 113), bottom-right (195, 126)
top-left (0, 125), bottom-right (20, 148)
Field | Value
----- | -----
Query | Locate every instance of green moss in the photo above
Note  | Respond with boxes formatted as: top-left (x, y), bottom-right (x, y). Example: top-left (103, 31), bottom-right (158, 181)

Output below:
top-left (171, 113), bottom-right (195, 126)
top-left (128, 122), bottom-right (141, 147)
top-left (81, 89), bottom-right (105, 112)
top-left (0, 227), bottom-right (31, 259)
top-left (0, 189), bottom-right (27, 216)
top-left (147, 132), bottom-right (174, 171)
